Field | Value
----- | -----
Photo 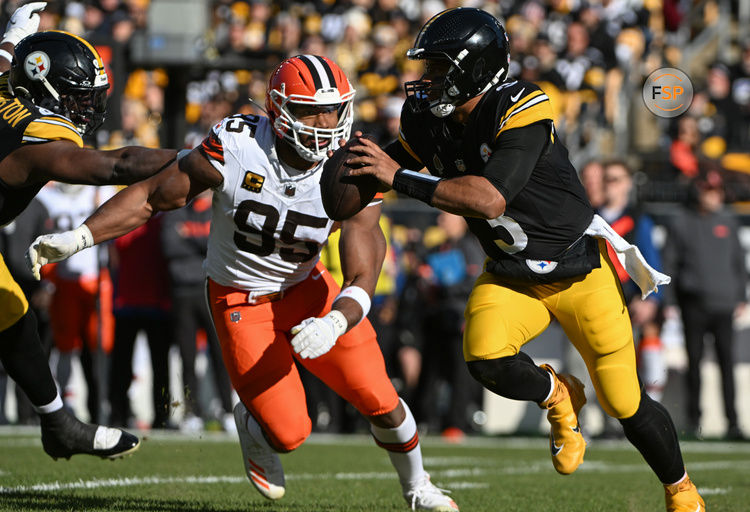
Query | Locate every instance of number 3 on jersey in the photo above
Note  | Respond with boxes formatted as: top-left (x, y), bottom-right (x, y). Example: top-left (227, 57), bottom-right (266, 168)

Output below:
top-left (487, 214), bottom-right (528, 254)
top-left (233, 199), bottom-right (328, 262)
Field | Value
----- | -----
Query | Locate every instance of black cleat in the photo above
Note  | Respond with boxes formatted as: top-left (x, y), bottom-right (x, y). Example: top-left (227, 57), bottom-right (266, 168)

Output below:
top-left (40, 408), bottom-right (140, 460)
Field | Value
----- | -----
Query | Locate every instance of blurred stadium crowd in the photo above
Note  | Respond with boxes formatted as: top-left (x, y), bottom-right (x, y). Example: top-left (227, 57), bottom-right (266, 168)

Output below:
top-left (0, 0), bottom-right (748, 439)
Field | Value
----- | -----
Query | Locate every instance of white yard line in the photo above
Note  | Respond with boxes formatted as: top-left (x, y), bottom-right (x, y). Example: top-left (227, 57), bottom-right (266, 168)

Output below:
top-left (1, 459), bottom-right (744, 495)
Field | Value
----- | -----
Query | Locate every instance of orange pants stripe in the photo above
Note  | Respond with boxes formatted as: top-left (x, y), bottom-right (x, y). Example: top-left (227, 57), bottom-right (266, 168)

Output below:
top-left (207, 262), bottom-right (399, 451)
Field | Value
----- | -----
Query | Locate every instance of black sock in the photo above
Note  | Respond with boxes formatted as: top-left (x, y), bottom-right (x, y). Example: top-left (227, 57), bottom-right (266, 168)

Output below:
top-left (0, 310), bottom-right (58, 407)
top-left (619, 389), bottom-right (685, 484)
top-left (467, 352), bottom-right (551, 403)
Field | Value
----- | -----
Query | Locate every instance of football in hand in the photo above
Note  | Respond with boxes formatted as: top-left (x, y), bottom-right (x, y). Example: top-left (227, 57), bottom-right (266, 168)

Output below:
top-left (320, 136), bottom-right (379, 221)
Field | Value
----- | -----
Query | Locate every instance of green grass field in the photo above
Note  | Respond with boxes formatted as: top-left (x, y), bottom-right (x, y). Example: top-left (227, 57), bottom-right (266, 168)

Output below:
top-left (1, 428), bottom-right (748, 511)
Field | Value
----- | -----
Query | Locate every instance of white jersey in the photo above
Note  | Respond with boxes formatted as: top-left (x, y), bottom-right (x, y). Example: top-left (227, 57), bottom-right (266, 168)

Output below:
top-left (202, 114), bottom-right (336, 293)
top-left (37, 183), bottom-right (115, 280)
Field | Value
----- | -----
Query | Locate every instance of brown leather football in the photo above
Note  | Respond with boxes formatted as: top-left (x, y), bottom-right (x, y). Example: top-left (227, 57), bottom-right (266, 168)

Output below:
top-left (320, 136), bottom-right (379, 221)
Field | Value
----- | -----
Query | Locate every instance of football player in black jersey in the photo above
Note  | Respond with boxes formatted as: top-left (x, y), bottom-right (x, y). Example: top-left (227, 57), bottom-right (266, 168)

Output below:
top-left (347, 8), bottom-right (705, 512)
top-left (0, 20), bottom-right (175, 459)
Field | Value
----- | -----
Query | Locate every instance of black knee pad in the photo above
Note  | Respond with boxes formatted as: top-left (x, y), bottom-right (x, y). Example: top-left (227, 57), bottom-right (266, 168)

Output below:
top-left (467, 352), bottom-right (550, 403)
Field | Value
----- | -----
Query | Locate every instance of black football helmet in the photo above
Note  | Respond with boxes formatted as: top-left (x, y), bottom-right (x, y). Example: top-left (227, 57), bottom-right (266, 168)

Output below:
top-left (9, 31), bottom-right (109, 135)
top-left (405, 8), bottom-right (510, 117)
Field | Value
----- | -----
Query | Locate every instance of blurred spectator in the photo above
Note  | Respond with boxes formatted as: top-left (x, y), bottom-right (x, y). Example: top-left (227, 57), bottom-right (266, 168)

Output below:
top-left (729, 40), bottom-right (750, 151)
top-left (37, 184), bottom-right (117, 424)
top-left (0, 197), bottom-right (52, 425)
top-left (578, 159), bottom-right (606, 210)
top-left (401, 213), bottom-right (485, 438)
top-left (662, 170), bottom-right (747, 440)
top-left (160, 191), bottom-right (234, 433)
top-left (704, 63), bottom-right (744, 151)
top-left (670, 116), bottom-right (700, 179)
top-left (109, 216), bottom-right (173, 429)
top-left (556, 21), bottom-right (606, 93)
top-left (358, 24), bottom-right (400, 98)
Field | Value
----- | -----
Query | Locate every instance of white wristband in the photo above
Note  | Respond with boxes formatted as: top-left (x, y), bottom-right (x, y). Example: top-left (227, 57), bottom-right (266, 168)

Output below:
top-left (73, 224), bottom-right (94, 252)
top-left (0, 49), bottom-right (12, 63)
top-left (334, 285), bottom-right (371, 324)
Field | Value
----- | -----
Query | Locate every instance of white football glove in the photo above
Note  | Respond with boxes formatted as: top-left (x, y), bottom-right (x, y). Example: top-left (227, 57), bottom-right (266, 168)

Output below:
top-left (290, 310), bottom-right (348, 359)
top-left (2, 2), bottom-right (46, 47)
top-left (26, 224), bottom-right (93, 281)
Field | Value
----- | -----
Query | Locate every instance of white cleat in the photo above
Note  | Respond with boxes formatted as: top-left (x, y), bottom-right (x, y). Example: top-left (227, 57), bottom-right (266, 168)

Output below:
top-left (233, 402), bottom-right (285, 500)
top-left (403, 473), bottom-right (459, 511)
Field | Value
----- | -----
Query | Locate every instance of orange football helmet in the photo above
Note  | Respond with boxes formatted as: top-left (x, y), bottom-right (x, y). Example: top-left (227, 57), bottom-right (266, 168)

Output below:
top-left (266, 55), bottom-right (355, 162)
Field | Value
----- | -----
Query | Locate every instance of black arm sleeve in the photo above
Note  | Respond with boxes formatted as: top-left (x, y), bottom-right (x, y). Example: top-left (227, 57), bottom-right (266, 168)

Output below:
top-left (482, 122), bottom-right (550, 203)
top-left (385, 139), bottom-right (423, 170)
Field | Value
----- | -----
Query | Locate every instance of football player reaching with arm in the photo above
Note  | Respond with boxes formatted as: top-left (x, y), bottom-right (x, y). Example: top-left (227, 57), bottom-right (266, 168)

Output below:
top-left (349, 8), bottom-right (704, 512)
top-left (0, 25), bottom-right (176, 461)
top-left (30, 55), bottom-right (458, 511)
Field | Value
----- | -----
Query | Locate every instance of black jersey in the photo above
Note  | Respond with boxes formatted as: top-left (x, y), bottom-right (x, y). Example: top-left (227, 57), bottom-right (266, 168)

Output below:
top-left (388, 80), bottom-right (594, 267)
top-left (0, 73), bottom-right (83, 226)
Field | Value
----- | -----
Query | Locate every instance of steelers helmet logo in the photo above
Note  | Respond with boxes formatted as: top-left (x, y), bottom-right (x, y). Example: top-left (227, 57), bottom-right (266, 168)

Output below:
top-left (480, 143), bottom-right (493, 163)
top-left (24, 51), bottom-right (51, 80)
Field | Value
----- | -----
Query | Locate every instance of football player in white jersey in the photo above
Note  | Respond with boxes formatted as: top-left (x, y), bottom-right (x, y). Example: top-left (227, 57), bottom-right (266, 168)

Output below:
top-left (27, 55), bottom-right (458, 512)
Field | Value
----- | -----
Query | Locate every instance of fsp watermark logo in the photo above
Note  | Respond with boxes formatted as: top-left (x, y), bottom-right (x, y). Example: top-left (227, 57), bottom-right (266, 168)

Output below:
top-left (642, 67), bottom-right (693, 118)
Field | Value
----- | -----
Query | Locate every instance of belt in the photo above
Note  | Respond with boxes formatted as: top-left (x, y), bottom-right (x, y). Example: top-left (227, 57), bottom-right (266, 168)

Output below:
top-left (208, 278), bottom-right (287, 306)
top-left (246, 290), bottom-right (285, 305)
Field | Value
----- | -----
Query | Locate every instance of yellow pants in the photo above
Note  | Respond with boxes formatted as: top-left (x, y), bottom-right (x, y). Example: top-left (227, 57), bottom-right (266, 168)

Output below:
top-left (464, 240), bottom-right (641, 418)
top-left (0, 253), bottom-right (29, 332)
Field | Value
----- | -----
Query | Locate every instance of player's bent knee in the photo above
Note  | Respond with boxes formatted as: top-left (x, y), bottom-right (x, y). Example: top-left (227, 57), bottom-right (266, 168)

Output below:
top-left (600, 398), bottom-right (640, 420)
top-left (598, 384), bottom-right (641, 419)
top-left (367, 401), bottom-right (404, 429)
top-left (617, 388), bottom-right (662, 427)
top-left (591, 364), bottom-right (641, 419)
top-left (467, 354), bottom-right (542, 400)
top-left (265, 415), bottom-right (311, 452)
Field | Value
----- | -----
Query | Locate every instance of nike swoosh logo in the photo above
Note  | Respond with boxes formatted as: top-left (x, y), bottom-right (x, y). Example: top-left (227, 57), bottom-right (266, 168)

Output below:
top-left (549, 435), bottom-right (564, 457)
top-left (311, 271), bottom-right (324, 280)
top-left (510, 88), bottom-right (525, 102)
top-left (571, 425), bottom-right (581, 433)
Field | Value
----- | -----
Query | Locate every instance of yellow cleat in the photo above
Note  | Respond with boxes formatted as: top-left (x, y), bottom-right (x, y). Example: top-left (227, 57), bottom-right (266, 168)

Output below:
top-left (539, 364), bottom-right (587, 475)
top-left (665, 476), bottom-right (706, 512)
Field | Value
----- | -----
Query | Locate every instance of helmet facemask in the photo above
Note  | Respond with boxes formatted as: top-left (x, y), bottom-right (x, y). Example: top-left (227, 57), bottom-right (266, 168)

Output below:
top-left (404, 53), bottom-right (460, 117)
top-left (53, 87), bottom-right (108, 135)
top-left (30, 86), bottom-right (108, 135)
top-left (268, 86), bottom-right (355, 162)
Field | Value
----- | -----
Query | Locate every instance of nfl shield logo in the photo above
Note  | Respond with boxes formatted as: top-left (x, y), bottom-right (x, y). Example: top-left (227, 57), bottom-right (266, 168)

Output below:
top-left (230, 311), bottom-right (241, 323)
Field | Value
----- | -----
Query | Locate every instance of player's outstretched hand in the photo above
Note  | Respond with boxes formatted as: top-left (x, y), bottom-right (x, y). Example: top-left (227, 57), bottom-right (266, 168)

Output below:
top-left (345, 136), bottom-right (400, 189)
top-left (2, 2), bottom-right (46, 46)
top-left (26, 225), bottom-right (94, 280)
top-left (290, 311), bottom-right (348, 359)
